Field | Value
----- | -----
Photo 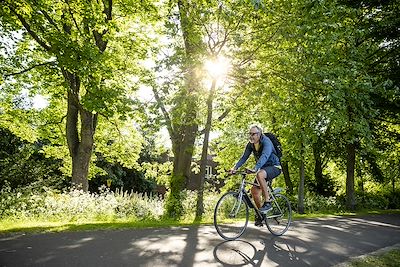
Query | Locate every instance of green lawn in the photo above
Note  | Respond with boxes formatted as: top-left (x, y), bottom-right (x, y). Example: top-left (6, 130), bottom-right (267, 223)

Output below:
top-left (0, 217), bottom-right (207, 233)
top-left (1, 209), bottom-right (399, 234)
top-left (344, 248), bottom-right (400, 267)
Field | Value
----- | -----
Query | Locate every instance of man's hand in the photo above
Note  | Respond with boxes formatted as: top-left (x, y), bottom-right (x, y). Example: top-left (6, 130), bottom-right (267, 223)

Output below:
top-left (228, 169), bottom-right (237, 175)
top-left (245, 168), bottom-right (257, 174)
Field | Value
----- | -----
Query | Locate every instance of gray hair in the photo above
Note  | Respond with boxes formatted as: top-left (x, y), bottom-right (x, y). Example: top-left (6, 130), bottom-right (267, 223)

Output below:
top-left (249, 124), bottom-right (263, 134)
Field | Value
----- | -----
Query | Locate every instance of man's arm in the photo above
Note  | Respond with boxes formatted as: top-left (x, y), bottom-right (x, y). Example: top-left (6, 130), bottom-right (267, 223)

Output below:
top-left (254, 137), bottom-right (273, 170)
top-left (234, 143), bottom-right (252, 170)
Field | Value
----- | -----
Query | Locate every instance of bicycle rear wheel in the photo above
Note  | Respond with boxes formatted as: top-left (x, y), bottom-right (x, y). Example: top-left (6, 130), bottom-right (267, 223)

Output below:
top-left (265, 194), bottom-right (291, 236)
top-left (214, 191), bottom-right (249, 240)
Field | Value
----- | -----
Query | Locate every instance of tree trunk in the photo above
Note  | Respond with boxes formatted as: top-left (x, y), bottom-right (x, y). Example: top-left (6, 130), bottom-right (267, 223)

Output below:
top-left (297, 136), bottom-right (306, 213)
top-left (356, 158), bottom-right (364, 204)
top-left (65, 71), bottom-right (97, 191)
top-left (346, 142), bottom-right (356, 211)
top-left (164, 0), bottom-right (202, 218)
top-left (281, 161), bottom-right (293, 195)
top-left (298, 158), bottom-right (305, 214)
top-left (313, 140), bottom-right (324, 195)
top-left (167, 117), bottom-right (198, 217)
top-left (270, 116), bottom-right (293, 195)
top-left (195, 80), bottom-right (216, 220)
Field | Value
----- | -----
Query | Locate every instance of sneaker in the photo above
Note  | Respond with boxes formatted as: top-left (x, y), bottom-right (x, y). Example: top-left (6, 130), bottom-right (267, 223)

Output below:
top-left (254, 214), bottom-right (264, 227)
top-left (259, 201), bottom-right (272, 214)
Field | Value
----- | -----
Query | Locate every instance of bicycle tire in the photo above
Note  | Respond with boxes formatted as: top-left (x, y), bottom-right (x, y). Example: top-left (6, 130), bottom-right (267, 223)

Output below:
top-left (214, 191), bottom-right (249, 240)
top-left (265, 194), bottom-right (291, 236)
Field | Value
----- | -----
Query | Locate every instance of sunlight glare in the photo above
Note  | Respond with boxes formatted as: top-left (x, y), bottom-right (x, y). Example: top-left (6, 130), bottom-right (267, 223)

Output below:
top-left (32, 94), bottom-right (49, 110)
top-left (204, 56), bottom-right (230, 80)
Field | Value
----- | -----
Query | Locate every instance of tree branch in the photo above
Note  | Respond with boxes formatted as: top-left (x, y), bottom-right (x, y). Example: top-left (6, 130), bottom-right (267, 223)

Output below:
top-left (4, 61), bottom-right (56, 77)
top-left (93, 0), bottom-right (112, 52)
top-left (152, 86), bottom-right (174, 138)
top-left (102, 0), bottom-right (112, 21)
top-left (7, 4), bottom-right (52, 52)
top-left (65, 0), bottom-right (81, 35)
top-left (39, 9), bottom-right (62, 33)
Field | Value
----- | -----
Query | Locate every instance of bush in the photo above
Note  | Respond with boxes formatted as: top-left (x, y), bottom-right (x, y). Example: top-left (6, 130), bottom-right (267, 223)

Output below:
top-left (179, 189), bottom-right (219, 221)
top-left (387, 190), bottom-right (400, 209)
top-left (355, 190), bottom-right (400, 210)
top-left (289, 189), bottom-right (400, 214)
top-left (0, 184), bottom-right (164, 222)
top-left (0, 184), bottom-right (219, 223)
top-left (289, 192), bottom-right (346, 213)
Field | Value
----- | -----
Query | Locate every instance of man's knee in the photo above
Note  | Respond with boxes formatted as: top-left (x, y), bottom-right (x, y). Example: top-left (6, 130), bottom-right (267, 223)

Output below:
top-left (256, 170), bottom-right (267, 181)
top-left (251, 186), bottom-right (261, 196)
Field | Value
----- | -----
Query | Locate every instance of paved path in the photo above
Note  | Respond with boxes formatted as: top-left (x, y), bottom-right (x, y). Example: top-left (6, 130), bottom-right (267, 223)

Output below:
top-left (1, 214), bottom-right (400, 266)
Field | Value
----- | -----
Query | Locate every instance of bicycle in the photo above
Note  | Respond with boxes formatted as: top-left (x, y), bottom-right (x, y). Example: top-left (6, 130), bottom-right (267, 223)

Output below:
top-left (213, 169), bottom-right (292, 240)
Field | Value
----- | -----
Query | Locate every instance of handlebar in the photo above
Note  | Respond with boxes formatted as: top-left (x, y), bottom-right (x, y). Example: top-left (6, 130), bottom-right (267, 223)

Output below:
top-left (228, 168), bottom-right (256, 176)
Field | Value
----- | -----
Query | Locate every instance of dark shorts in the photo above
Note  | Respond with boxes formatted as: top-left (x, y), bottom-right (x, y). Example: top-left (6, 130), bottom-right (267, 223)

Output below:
top-left (260, 165), bottom-right (282, 181)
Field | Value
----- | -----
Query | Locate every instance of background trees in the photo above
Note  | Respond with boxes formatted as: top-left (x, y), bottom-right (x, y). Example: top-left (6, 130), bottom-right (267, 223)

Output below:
top-left (1, 0), bottom-right (399, 217)
top-left (0, 0), bottom-right (155, 191)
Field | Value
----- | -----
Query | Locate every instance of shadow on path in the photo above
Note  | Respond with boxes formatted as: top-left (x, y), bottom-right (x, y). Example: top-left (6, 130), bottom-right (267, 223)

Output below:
top-left (1, 214), bottom-right (400, 266)
top-left (212, 214), bottom-right (400, 266)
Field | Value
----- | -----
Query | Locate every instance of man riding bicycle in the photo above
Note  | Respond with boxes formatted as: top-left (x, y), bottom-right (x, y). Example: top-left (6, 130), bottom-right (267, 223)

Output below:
top-left (229, 125), bottom-right (281, 227)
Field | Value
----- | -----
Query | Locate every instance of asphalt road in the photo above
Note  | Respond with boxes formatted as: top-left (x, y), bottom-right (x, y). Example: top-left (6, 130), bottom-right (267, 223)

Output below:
top-left (1, 214), bottom-right (400, 267)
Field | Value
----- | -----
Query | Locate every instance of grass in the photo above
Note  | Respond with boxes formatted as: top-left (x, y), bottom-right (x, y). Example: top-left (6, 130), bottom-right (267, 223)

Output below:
top-left (1, 217), bottom-right (231, 234)
top-left (344, 248), bottom-right (400, 267)
top-left (292, 209), bottom-right (400, 220)
top-left (1, 209), bottom-right (399, 234)
top-left (0, 218), bottom-right (211, 234)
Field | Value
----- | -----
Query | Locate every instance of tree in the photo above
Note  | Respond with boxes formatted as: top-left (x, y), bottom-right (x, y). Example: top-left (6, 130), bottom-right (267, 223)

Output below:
top-left (148, 0), bottom-right (205, 217)
top-left (0, 126), bottom-right (66, 189)
top-left (150, 0), bottom-right (280, 218)
top-left (346, 0), bottom-right (400, 205)
top-left (1, 0), bottom-right (154, 191)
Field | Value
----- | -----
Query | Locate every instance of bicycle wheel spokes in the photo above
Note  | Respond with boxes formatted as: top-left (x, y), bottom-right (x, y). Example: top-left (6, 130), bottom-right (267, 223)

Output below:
top-left (214, 192), bottom-right (249, 240)
top-left (265, 194), bottom-right (291, 236)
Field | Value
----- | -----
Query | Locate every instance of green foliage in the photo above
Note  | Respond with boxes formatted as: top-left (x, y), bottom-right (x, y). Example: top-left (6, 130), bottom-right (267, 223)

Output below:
top-left (306, 173), bottom-right (337, 197)
top-left (0, 0), bottom-right (157, 188)
top-left (347, 249), bottom-right (400, 267)
top-left (0, 184), bottom-right (219, 224)
top-left (0, 0), bottom-right (399, 219)
top-left (0, 184), bottom-right (164, 221)
top-left (89, 158), bottom-right (157, 194)
top-left (0, 127), bottom-right (68, 189)
top-left (164, 187), bottom-right (184, 219)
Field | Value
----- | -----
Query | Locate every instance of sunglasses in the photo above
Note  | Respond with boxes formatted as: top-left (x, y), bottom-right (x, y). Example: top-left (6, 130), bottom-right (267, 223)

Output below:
top-left (248, 132), bottom-right (259, 136)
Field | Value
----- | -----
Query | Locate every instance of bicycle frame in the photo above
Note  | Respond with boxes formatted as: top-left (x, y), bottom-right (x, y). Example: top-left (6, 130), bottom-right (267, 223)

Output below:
top-left (214, 171), bottom-right (292, 240)
top-left (236, 172), bottom-right (285, 220)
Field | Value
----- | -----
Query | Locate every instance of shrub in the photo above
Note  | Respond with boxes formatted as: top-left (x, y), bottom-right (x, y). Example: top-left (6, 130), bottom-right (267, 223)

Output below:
top-left (0, 184), bottom-right (164, 222)
top-left (291, 192), bottom-right (346, 213)
top-left (179, 189), bottom-right (219, 221)
top-left (0, 184), bottom-right (219, 223)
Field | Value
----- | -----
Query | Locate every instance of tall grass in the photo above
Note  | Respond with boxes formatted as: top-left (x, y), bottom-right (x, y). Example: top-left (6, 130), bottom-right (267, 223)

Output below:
top-left (0, 182), bottom-right (219, 229)
top-left (1, 181), bottom-right (398, 232)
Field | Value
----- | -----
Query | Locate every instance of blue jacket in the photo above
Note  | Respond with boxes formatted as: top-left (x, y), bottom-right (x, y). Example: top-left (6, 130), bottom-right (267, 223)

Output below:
top-left (234, 134), bottom-right (280, 171)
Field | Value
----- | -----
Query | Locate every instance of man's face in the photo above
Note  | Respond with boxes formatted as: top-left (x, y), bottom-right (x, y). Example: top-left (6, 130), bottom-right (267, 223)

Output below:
top-left (248, 127), bottom-right (261, 144)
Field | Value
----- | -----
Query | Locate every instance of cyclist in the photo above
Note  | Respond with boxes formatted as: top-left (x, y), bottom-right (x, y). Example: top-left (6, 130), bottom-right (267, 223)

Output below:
top-left (229, 125), bottom-right (281, 226)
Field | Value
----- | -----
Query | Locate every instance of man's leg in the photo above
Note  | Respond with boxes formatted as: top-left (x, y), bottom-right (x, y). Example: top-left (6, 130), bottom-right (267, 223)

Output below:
top-left (256, 169), bottom-right (269, 202)
top-left (256, 169), bottom-right (272, 213)
top-left (250, 185), bottom-right (264, 226)
top-left (251, 185), bottom-right (262, 208)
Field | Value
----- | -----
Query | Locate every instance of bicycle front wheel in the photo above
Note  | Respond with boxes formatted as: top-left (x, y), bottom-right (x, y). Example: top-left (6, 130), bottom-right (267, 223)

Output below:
top-left (265, 194), bottom-right (292, 236)
top-left (214, 191), bottom-right (249, 240)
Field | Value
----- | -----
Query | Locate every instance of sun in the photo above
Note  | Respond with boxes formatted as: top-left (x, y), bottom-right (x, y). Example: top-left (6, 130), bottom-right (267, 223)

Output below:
top-left (204, 56), bottom-right (230, 80)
